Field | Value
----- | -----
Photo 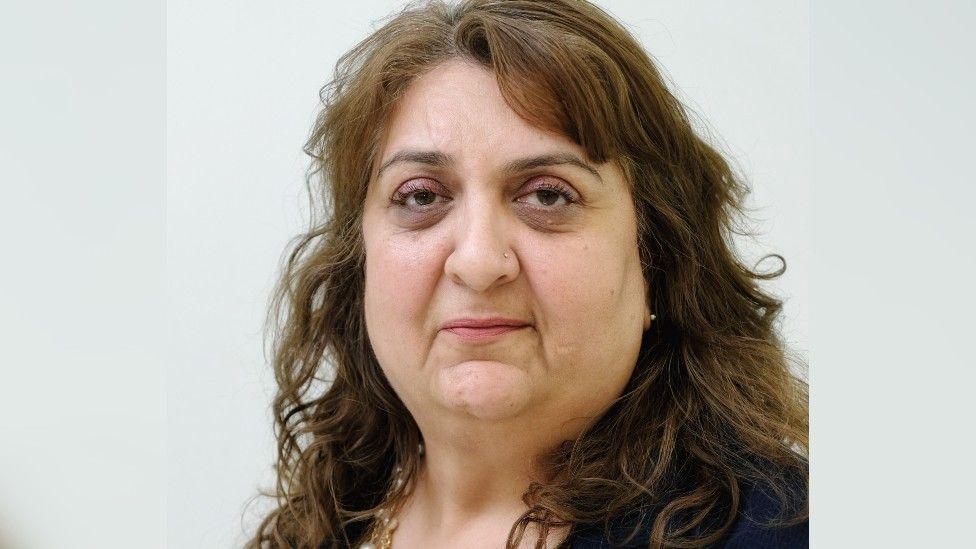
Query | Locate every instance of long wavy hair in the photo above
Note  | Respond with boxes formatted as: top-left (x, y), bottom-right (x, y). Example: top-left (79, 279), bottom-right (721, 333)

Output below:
top-left (245, 1), bottom-right (808, 547)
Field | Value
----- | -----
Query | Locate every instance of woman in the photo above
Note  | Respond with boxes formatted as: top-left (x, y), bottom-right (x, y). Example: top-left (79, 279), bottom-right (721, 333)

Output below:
top-left (247, 1), bottom-right (808, 547)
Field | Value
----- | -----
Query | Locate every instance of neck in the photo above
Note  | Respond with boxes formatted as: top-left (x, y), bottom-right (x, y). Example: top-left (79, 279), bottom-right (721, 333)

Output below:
top-left (393, 416), bottom-right (582, 546)
top-left (416, 431), bottom-right (541, 521)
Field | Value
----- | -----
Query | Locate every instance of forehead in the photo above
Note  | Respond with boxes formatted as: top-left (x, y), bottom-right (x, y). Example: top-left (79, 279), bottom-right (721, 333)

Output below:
top-left (376, 58), bottom-right (585, 169)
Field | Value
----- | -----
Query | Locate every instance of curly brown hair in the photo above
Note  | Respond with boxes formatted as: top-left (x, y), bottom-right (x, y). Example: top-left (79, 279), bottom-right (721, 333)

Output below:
top-left (244, 1), bottom-right (808, 547)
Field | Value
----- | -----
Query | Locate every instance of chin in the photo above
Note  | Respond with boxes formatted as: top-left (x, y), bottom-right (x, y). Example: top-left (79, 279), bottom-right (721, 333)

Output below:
top-left (432, 360), bottom-right (535, 421)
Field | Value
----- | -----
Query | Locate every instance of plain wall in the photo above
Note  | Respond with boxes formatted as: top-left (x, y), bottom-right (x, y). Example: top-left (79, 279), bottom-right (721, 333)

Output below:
top-left (810, 1), bottom-right (976, 545)
top-left (0, 1), bottom-right (165, 548)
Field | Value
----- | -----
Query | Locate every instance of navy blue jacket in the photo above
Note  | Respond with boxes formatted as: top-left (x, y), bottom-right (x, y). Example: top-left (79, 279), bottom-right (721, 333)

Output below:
top-left (333, 476), bottom-right (807, 548)
top-left (565, 480), bottom-right (808, 548)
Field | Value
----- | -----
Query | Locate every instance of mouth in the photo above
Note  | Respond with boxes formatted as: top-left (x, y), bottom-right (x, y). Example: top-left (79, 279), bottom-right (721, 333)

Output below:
top-left (442, 324), bottom-right (530, 342)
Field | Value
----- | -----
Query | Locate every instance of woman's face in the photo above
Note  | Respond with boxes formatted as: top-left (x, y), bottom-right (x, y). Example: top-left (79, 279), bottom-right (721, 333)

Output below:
top-left (362, 59), bottom-right (651, 437)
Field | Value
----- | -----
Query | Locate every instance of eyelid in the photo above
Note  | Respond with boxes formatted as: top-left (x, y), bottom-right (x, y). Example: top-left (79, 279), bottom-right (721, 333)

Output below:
top-left (523, 175), bottom-right (580, 201)
top-left (390, 177), bottom-right (442, 200)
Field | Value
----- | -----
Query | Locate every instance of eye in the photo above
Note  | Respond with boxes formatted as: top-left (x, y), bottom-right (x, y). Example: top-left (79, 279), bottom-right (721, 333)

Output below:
top-left (517, 179), bottom-right (579, 209)
top-left (390, 179), bottom-right (449, 210)
top-left (390, 177), bottom-right (579, 212)
top-left (403, 189), bottom-right (440, 207)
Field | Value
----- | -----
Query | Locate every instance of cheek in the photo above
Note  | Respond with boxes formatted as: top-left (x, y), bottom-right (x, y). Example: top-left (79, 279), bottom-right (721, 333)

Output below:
top-left (362, 229), bottom-right (439, 364)
top-left (532, 241), bottom-right (628, 326)
top-left (528, 234), bottom-right (644, 378)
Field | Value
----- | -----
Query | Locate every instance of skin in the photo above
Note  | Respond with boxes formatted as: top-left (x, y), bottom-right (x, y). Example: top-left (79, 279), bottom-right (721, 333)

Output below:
top-left (361, 58), bottom-right (652, 548)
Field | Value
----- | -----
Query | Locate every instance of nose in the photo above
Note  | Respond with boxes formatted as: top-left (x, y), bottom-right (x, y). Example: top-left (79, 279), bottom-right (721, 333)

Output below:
top-left (443, 192), bottom-right (519, 293)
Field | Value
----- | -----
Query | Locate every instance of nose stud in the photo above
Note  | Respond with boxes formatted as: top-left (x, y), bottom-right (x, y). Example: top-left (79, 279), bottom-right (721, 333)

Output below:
top-left (503, 253), bottom-right (510, 258)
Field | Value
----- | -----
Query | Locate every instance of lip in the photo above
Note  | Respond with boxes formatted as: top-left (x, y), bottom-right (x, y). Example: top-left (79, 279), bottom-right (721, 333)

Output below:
top-left (441, 317), bottom-right (531, 342)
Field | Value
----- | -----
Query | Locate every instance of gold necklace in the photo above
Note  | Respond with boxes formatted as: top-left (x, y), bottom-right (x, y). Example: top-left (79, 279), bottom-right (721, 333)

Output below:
top-left (359, 443), bottom-right (424, 549)
top-left (358, 467), bottom-right (405, 549)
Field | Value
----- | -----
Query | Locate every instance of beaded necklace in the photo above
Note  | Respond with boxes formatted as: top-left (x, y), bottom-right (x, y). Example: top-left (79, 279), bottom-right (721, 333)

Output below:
top-left (358, 444), bottom-right (423, 549)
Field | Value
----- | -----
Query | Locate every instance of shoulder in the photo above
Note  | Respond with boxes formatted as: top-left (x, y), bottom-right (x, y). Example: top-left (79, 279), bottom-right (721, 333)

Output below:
top-left (567, 479), bottom-right (808, 549)
top-left (714, 480), bottom-right (808, 548)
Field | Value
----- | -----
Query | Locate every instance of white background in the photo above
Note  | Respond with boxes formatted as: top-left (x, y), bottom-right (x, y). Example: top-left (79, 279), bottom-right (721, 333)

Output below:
top-left (0, 1), bottom-right (166, 548)
top-left (1, 0), bottom-right (973, 548)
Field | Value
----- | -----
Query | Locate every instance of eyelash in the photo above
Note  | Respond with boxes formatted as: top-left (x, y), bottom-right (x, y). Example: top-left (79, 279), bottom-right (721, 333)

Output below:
top-left (390, 178), bottom-right (579, 211)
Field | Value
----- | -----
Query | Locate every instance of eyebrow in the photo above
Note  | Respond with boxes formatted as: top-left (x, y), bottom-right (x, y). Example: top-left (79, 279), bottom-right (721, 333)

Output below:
top-left (375, 149), bottom-right (603, 183)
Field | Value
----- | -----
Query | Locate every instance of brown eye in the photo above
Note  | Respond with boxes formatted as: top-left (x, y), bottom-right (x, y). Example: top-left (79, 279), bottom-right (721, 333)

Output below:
top-left (517, 180), bottom-right (578, 210)
top-left (390, 179), bottom-right (448, 211)
top-left (412, 190), bottom-right (438, 206)
top-left (533, 189), bottom-right (563, 207)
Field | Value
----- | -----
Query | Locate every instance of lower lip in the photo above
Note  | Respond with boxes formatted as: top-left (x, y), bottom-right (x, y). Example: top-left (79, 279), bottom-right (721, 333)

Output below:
top-left (443, 325), bottom-right (528, 342)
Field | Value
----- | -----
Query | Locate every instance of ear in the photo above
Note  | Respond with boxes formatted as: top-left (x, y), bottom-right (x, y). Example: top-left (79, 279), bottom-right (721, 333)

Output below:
top-left (642, 274), bottom-right (654, 331)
